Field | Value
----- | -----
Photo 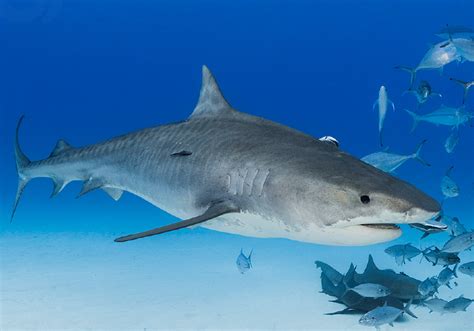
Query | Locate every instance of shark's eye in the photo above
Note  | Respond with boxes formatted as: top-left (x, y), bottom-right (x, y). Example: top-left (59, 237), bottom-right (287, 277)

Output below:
top-left (360, 195), bottom-right (370, 204)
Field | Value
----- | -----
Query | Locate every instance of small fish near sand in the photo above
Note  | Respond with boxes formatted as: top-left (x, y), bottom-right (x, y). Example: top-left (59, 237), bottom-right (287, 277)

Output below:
top-left (437, 265), bottom-right (458, 289)
top-left (443, 295), bottom-right (474, 313)
top-left (418, 277), bottom-right (439, 296)
top-left (441, 166), bottom-right (460, 201)
top-left (345, 282), bottom-right (391, 298)
top-left (236, 249), bottom-right (252, 274)
top-left (423, 247), bottom-right (460, 266)
top-left (441, 231), bottom-right (474, 253)
top-left (315, 260), bottom-right (343, 285)
top-left (373, 86), bottom-right (395, 146)
top-left (359, 300), bottom-right (417, 330)
top-left (361, 140), bottom-right (429, 173)
top-left (403, 80), bottom-right (442, 107)
top-left (318, 255), bottom-right (426, 316)
top-left (384, 244), bottom-right (422, 266)
top-left (422, 297), bottom-right (448, 314)
top-left (405, 105), bottom-right (474, 132)
top-left (444, 129), bottom-right (460, 154)
top-left (459, 262), bottom-right (474, 277)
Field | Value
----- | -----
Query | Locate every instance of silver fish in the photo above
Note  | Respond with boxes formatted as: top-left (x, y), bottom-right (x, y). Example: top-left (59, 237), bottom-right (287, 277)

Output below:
top-left (418, 277), bottom-right (439, 296)
top-left (436, 25), bottom-right (474, 40)
top-left (410, 220), bottom-right (448, 239)
top-left (404, 80), bottom-right (442, 107)
top-left (444, 130), bottom-right (459, 154)
top-left (346, 283), bottom-right (391, 298)
top-left (452, 37), bottom-right (474, 62)
top-left (448, 217), bottom-right (467, 236)
top-left (441, 166), bottom-right (460, 200)
top-left (441, 231), bottom-right (474, 253)
top-left (405, 105), bottom-right (474, 132)
top-left (423, 247), bottom-right (460, 266)
top-left (359, 300), bottom-right (417, 329)
top-left (395, 41), bottom-right (460, 88)
top-left (11, 66), bottom-right (441, 246)
top-left (361, 140), bottom-right (429, 173)
top-left (450, 78), bottom-right (474, 105)
top-left (384, 243), bottom-right (422, 266)
top-left (236, 249), bottom-right (252, 274)
top-left (373, 86), bottom-right (395, 146)
top-left (459, 262), bottom-right (474, 277)
top-left (443, 296), bottom-right (473, 313)
top-left (437, 265), bottom-right (458, 289)
top-left (417, 41), bottom-right (461, 70)
top-left (423, 297), bottom-right (448, 313)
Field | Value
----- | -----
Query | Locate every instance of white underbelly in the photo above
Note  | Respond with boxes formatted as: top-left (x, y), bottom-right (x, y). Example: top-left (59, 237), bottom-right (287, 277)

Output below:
top-left (200, 212), bottom-right (401, 246)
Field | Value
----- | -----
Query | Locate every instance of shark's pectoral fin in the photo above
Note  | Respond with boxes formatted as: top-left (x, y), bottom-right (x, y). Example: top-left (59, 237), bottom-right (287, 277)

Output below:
top-left (114, 200), bottom-right (240, 243)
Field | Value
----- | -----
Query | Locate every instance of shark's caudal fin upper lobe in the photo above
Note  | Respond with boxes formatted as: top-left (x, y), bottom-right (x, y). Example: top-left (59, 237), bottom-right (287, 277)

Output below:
top-left (11, 115), bottom-right (31, 222)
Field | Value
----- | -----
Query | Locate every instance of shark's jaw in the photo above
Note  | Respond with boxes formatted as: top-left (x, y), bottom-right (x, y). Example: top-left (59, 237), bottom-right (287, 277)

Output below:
top-left (325, 207), bottom-right (440, 246)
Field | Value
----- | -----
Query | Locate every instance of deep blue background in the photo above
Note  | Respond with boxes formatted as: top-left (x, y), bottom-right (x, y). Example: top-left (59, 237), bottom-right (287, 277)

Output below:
top-left (1, 1), bottom-right (474, 329)
top-left (0, 0), bottom-right (473, 230)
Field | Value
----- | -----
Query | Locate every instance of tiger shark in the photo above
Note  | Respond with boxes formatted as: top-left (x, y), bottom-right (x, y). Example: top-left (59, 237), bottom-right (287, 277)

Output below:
top-left (12, 66), bottom-right (440, 245)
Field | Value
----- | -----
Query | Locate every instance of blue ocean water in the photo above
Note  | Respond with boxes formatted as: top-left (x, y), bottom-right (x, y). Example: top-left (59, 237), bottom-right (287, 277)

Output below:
top-left (0, 1), bottom-right (473, 330)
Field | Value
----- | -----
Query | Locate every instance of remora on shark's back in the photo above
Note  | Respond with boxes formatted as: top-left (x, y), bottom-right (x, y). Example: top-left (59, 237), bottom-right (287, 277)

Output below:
top-left (12, 66), bottom-right (440, 246)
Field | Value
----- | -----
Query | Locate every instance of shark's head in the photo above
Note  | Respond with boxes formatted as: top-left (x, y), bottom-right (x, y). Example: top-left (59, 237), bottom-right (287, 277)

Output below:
top-left (279, 150), bottom-right (441, 246)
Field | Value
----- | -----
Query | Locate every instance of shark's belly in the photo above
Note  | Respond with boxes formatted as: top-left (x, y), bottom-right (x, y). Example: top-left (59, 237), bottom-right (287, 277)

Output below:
top-left (197, 211), bottom-right (325, 244)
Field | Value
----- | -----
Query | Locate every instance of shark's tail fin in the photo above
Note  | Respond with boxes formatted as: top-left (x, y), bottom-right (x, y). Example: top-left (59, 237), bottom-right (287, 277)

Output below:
top-left (395, 66), bottom-right (417, 88)
top-left (11, 115), bottom-right (32, 222)
top-left (405, 109), bottom-right (421, 132)
top-left (413, 140), bottom-right (430, 167)
top-left (404, 299), bottom-right (418, 319)
top-left (449, 77), bottom-right (474, 104)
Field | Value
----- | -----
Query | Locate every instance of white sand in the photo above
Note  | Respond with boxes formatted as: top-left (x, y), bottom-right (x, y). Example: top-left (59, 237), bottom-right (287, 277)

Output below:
top-left (1, 230), bottom-right (473, 331)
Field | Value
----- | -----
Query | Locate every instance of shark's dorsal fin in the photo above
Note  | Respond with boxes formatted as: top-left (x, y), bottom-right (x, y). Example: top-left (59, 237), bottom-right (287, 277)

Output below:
top-left (189, 65), bottom-right (235, 119)
top-left (50, 139), bottom-right (73, 157)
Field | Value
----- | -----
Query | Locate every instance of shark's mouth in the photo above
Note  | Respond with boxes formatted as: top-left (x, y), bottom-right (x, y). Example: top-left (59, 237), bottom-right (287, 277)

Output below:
top-left (360, 223), bottom-right (401, 230)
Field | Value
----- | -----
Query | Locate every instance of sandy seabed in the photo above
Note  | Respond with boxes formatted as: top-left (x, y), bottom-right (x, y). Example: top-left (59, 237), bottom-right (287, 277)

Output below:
top-left (1, 230), bottom-right (473, 331)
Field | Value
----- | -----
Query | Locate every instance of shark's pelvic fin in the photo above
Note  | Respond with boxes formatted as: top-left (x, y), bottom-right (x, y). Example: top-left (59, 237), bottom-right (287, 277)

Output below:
top-left (189, 65), bottom-right (236, 119)
top-left (49, 139), bottom-right (74, 157)
top-left (11, 115), bottom-right (31, 222)
top-left (77, 178), bottom-right (104, 197)
top-left (114, 200), bottom-right (240, 242)
top-left (50, 178), bottom-right (68, 198)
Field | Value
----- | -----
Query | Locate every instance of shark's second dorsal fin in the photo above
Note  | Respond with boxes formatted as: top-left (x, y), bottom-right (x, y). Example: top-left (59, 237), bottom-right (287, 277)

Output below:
top-left (189, 65), bottom-right (236, 119)
top-left (50, 139), bottom-right (73, 157)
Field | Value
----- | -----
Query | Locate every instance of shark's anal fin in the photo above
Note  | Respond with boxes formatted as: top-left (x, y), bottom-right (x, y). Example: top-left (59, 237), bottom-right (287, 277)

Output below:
top-left (102, 187), bottom-right (124, 201)
top-left (114, 200), bottom-right (240, 242)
